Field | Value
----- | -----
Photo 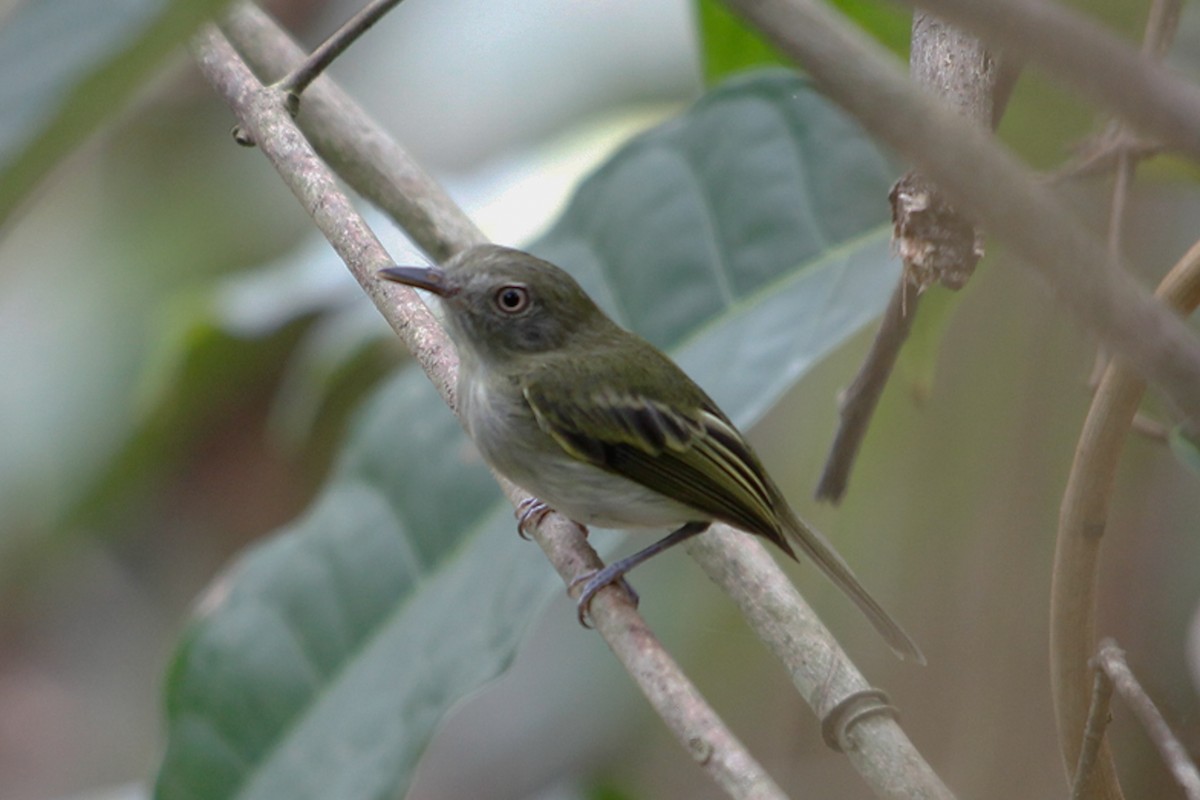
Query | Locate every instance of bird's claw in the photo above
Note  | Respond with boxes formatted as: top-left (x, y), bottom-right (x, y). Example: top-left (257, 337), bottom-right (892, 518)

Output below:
top-left (570, 568), bottom-right (640, 628)
top-left (515, 497), bottom-right (552, 540)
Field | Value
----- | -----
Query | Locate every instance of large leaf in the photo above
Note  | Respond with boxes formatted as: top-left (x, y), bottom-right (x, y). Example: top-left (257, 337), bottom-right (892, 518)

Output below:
top-left (156, 70), bottom-right (901, 800)
top-left (0, 0), bottom-right (234, 227)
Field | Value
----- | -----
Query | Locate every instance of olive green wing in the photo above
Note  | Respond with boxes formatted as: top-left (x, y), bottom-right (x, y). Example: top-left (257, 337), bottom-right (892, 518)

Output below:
top-left (521, 353), bottom-right (795, 557)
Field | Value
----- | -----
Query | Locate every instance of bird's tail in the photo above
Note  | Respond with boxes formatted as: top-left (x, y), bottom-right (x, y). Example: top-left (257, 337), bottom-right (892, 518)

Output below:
top-left (782, 511), bottom-right (925, 664)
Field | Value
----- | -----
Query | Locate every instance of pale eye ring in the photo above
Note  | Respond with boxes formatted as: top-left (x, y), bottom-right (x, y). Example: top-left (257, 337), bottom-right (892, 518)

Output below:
top-left (494, 284), bottom-right (531, 314)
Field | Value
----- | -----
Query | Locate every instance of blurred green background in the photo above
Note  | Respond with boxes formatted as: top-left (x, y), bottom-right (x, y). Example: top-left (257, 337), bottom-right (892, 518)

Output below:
top-left (2, 1), bottom-right (1200, 799)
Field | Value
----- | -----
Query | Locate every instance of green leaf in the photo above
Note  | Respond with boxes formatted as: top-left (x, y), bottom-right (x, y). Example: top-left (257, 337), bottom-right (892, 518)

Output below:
top-left (1170, 426), bottom-right (1200, 477)
top-left (66, 231), bottom-right (394, 528)
top-left (157, 368), bottom-right (535, 800)
top-left (696, 0), bottom-right (910, 84)
top-left (156, 70), bottom-right (900, 800)
top-left (0, 0), bottom-right (234, 227)
top-left (695, 0), bottom-right (791, 83)
top-left (828, 0), bottom-right (912, 56)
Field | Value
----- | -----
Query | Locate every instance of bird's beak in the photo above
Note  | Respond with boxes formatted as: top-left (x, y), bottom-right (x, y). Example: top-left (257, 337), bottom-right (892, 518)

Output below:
top-left (378, 265), bottom-right (456, 296)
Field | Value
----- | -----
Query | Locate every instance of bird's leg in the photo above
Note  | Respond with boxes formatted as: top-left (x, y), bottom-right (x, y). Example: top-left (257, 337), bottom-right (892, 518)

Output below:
top-left (571, 521), bottom-right (710, 627)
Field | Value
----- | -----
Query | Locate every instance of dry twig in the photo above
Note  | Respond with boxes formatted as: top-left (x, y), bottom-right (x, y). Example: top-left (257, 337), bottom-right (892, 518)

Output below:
top-left (1094, 640), bottom-right (1200, 800)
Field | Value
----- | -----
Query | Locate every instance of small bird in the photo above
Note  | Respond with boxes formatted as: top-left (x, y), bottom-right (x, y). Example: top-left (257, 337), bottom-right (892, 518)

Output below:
top-left (380, 244), bottom-right (923, 662)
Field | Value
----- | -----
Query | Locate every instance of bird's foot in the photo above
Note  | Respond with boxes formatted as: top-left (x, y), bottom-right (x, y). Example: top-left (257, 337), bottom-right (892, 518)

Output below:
top-left (569, 566), bottom-right (640, 628)
top-left (515, 497), bottom-right (552, 540)
top-left (516, 497), bottom-right (589, 541)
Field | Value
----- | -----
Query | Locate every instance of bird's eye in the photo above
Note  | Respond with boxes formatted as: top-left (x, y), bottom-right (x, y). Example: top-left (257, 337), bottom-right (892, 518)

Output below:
top-left (494, 284), bottom-right (530, 314)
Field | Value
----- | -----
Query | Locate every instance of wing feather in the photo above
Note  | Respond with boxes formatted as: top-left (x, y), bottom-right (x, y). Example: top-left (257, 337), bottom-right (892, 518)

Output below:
top-left (523, 375), bottom-right (794, 556)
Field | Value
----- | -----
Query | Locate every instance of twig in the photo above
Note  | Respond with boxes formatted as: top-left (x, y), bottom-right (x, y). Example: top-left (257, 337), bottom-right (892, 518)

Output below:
top-left (1069, 666), bottom-right (1115, 800)
top-left (1051, 132), bottom-right (1164, 184)
top-left (1084, 0), bottom-right (1183, 405)
top-left (277, 0), bottom-right (405, 99)
top-left (1130, 413), bottom-right (1170, 442)
top-left (1045, 0), bottom-right (1180, 188)
top-left (816, 279), bottom-right (920, 502)
top-left (1051, 238), bottom-right (1200, 800)
top-left (200, 7), bottom-right (956, 798)
top-left (1104, 0), bottom-right (1181, 257)
top-left (721, 0), bottom-right (1200, 428)
top-left (192, 22), bottom-right (788, 800)
top-left (816, 13), bottom-right (994, 503)
top-left (1095, 639), bottom-right (1200, 800)
top-left (893, 0), bottom-right (1200, 160)
top-left (222, 3), bottom-right (484, 263)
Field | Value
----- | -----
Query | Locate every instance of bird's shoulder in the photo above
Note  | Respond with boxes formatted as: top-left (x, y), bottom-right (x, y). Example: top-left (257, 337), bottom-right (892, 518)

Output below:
top-left (520, 335), bottom-right (793, 543)
top-left (519, 335), bottom-right (721, 455)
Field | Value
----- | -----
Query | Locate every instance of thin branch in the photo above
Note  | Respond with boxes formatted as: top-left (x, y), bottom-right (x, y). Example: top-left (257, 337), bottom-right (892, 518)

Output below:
top-left (192, 22), bottom-right (788, 800)
top-left (721, 0), bottom-right (1200, 428)
top-left (277, 0), bottom-right (406, 99)
top-left (816, 279), bottom-right (920, 502)
top-left (1051, 238), bottom-right (1200, 800)
top-left (1089, 0), bottom-right (1182, 399)
top-left (1130, 413), bottom-right (1170, 442)
top-left (222, 3), bottom-right (485, 263)
top-left (689, 529), bottom-right (956, 799)
top-left (1051, 132), bottom-right (1164, 184)
top-left (1095, 639), bottom-right (1200, 800)
top-left (1142, 0), bottom-right (1184, 59)
top-left (816, 13), bottom-right (994, 503)
top-left (896, 0), bottom-right (1200, 160)
top-left (1070, 666), bottom-right (1115, 800)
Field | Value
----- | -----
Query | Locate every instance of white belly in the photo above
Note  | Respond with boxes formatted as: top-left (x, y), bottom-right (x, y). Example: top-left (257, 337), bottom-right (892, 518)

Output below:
top-left (460, 372), bottom-right (703, 530)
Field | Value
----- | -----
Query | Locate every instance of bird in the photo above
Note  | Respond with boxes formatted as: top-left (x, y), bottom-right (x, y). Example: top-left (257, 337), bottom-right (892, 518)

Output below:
top-left (379, 243), bottom-right (923, 662)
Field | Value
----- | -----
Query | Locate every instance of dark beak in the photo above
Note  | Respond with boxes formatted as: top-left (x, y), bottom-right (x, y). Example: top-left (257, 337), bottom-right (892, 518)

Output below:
top-left (378, 265), bottom-right (455, 296)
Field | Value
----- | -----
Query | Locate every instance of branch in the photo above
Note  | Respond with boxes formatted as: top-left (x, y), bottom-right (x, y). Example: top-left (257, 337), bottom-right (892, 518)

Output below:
top-left (1093, 639), bottom-right (1200, 800)
top-left (722, 0), bottom-right (1200, 429)
top-left (816, 13), bottom-right (994, 503)
top-left (1070, 665), bottom-right (1115, 800)
top-left (689, 529), bottom-right (955, 799)
top-left (897, 0), bottom-right (1200, 160)
top-left (1051, 238), bottom-right (1200, 800)
top-left (276, 0), bottom-right (405, 99)
top-left (1100, 0), bottom-right (1182, 317)
top-left (198, 6), bottom-right (955, 798)
top-left (816, 278), bottom-right (919, 502)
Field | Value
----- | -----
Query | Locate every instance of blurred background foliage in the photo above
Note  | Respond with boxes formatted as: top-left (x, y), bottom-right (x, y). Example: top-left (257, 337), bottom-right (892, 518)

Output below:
top-left (1, 1), bottom-right (1199, 799)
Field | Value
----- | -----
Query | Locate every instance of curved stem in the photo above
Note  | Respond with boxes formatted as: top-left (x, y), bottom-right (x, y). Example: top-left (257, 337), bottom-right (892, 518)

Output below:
top-left (1051, 240), bottom-right (1200, 798)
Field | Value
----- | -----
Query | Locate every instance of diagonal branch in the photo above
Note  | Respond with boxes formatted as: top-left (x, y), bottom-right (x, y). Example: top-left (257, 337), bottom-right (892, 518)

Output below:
top-left (1094, 639), bottom-right (1200, 800)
